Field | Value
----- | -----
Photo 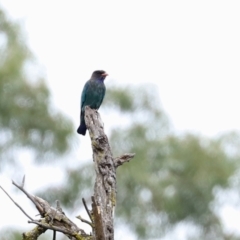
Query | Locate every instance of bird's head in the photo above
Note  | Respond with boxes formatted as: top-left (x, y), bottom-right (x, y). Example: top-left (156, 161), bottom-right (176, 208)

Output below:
top-left (91, 70), bottom-right (108, 81)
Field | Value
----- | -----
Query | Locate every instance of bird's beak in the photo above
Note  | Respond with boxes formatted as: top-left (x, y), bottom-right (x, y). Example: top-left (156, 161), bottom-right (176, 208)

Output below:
top-left (101, 73), bottom-right (108, 77)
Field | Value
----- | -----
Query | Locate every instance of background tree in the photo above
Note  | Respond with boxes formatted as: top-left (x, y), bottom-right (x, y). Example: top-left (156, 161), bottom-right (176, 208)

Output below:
top-left (0, 8), bottom-right (73, 167)
top-left (0, 7), bottom-right (73, 239)
top-left (37, 85), bottom-right (240, 240)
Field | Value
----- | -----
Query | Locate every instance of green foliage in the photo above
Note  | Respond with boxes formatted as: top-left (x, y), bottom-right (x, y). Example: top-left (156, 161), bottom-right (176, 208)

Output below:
top-left (0, 229), bottom-right (53, 240)
top-left (105, 86), bottom-right (238, 239)
top-left (0, 8), bottom-right (73, 166)
top-left (0, 229), bottom-right (22, 240)
top-left (41, 85), bottom-right (240, 239)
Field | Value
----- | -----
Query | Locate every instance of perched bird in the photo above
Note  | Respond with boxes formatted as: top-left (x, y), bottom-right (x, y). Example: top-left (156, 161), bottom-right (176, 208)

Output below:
top-left (77, 70), bottom-right (108, 135)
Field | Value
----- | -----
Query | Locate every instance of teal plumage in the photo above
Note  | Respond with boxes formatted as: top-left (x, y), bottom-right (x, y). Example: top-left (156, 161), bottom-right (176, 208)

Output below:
top-left (77, 70), bottom-right (107, 135)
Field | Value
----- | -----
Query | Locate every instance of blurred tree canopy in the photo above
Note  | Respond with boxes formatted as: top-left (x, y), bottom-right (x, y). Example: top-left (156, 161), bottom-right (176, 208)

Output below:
top-left (0, 8), bottom-right (73, 167)
top-left (40, 85), bottom-right (240, 240)
top-left (1, 5), bottom-right (240, 240)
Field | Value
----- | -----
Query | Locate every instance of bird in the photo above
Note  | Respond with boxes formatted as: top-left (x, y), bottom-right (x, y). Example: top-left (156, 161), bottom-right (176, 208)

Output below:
top-left (77, 70), bottom-right (108, 135)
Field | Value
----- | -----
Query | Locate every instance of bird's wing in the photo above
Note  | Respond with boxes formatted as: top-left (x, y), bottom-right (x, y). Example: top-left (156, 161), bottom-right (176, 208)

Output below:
top-left (81, 80), bottom-right (89, 109)
top-left (98, 84), bottom-right (106, 109)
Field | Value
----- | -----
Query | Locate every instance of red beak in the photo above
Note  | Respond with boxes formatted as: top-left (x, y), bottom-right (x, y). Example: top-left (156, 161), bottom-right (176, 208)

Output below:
top-left (101, 73), bottom-right (108, 77)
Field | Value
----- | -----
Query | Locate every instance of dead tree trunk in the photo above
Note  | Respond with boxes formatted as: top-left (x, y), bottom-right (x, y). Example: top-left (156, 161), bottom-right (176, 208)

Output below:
top-left (0, 107), bottom-right (134, 240)
top-left (84, 106), bottom-right (135, 240)
top-left (85, 107), bottom-right (116, 240)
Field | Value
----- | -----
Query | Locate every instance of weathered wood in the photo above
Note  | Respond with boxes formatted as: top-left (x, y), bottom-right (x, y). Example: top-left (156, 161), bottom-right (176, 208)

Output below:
top-left (114, 153), bottom-right (135, 168)
top-left (85, 106), bottom-right (116, 240)
top-left (1, 180), bottom-right (90, 240)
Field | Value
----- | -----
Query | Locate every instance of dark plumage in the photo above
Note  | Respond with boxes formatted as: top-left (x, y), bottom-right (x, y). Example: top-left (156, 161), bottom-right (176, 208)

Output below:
top-left (77, 70), bottom-right (108, 135)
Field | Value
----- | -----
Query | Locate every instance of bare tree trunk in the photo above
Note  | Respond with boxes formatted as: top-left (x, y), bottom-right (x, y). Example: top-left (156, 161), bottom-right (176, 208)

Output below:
top-left (85, 106), bottom-right (116, 240)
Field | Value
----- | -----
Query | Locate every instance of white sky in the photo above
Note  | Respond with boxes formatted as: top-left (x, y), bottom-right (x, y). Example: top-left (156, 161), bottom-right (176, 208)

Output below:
top-left (1, 1), bottom-right (240, 239)
top-left (1, 0), bottom-right (240, 136)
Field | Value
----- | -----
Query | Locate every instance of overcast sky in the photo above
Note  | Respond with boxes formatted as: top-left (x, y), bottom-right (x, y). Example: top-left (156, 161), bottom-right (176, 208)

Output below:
top-left (1, 1), bottom-right (240, 239)
top-left (1, 0), bottom-right (240, 137)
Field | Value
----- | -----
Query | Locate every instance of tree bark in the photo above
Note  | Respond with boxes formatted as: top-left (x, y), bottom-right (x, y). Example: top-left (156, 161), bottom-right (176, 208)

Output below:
top-left (85, 106), bottom-right (116, 240)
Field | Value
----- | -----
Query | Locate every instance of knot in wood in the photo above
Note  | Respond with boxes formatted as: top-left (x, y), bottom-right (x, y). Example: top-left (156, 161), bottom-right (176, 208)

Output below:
top-left (107, 176), bottom-right (114, 186)
top-left (99, 162), bottom-right (113, 175)
top-left (96, 135), bottom-right (107, 145)
top-left (92, 136), bottom-right (107, 151)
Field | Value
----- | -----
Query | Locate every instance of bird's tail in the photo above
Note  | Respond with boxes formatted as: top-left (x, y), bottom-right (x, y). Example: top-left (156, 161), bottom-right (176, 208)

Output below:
top-left (77, 122), bottom-right (87, 135)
